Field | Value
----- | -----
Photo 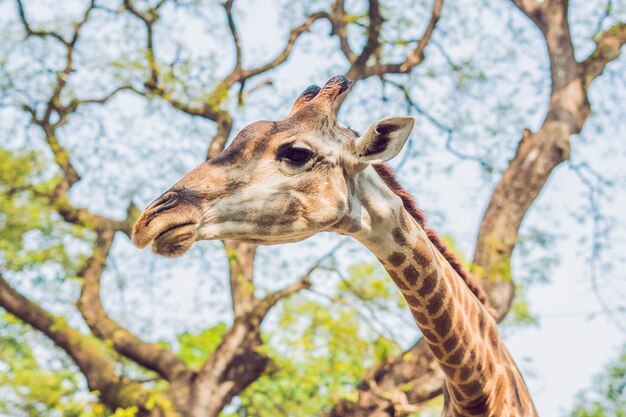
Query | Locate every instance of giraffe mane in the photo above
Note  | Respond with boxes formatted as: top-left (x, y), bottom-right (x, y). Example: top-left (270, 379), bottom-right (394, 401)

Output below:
top-left (372, 164), bottom-right (494, 314)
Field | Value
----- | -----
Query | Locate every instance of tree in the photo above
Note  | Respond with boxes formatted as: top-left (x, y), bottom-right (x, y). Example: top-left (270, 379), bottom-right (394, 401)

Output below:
top-left (569, 344), bottom-right (626, 417)
top-left (0, 0), bottom-right (624, 416)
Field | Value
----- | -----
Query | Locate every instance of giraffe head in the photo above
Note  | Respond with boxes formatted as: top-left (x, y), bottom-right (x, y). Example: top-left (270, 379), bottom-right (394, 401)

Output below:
top-left (132, 76), bottom-right (415, 256)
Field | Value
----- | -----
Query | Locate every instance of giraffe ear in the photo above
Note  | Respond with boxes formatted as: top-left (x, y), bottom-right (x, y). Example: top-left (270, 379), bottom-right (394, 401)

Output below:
top-left (354, 116), bottom-right (415, 164)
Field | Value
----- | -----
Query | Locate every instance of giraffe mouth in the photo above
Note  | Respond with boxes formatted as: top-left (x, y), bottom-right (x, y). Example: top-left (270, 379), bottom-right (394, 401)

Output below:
top-left (150, 221), bottom-right (198, 257)
top-left (132, 189), bottom-right (203, 256)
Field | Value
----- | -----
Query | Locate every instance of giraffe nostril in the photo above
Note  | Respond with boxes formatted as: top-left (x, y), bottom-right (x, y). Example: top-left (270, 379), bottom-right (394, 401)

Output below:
top-left (147, 191), bottom-right (179, 218)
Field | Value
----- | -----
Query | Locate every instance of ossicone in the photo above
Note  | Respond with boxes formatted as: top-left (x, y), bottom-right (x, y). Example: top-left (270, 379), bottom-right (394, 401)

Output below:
top-left (314, 75), bottom-right (352, 101)
top-left (285, 85), bottom-right (321, 118)
top-left (284, 76), bottom-right (353, 119)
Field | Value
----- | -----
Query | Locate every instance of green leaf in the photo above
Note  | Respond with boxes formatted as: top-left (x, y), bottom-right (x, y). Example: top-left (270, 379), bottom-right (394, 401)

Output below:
top-left (569, 344), bottom-right (626, 417)
top-left (175, 323), bottom-right (229, 368)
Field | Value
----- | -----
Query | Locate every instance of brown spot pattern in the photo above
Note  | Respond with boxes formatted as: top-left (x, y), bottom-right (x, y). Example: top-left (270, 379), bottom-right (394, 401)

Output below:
top-left (443, 334), bottom-right (459, 352)
top-left (465, 396), bottom-right (489, 415)
top-left (392, 228), bottom-right (407, 245)
top-left (403, 264), bottom-right (419, 286)
top-left (433, 311), bottom-right (452, 335)
top-left (458, 364), bottom-right (473, 383)
top-left (413, 247), bottom-right (431, 268)
top-left (388, 251), bottom-right (406, 266)
top-left (430, 344), bottom-right (444, 357)
top-left (421, 327), bottom-right (439, 341)
top-left (373, 164), bottom-right (493, 313)
top-left (446, 346), bottom-right (464, 365)
top-left (417, 270), bottom-right (437, 297)
top-left (426, 293), bottom-right (444, 316)
top-left (388, 270), bottom-right (408, 291)
top-left (458, 379), bottom-right (482, 398)
top-left (448, 384), bottom-right (464, 401)
top-left (440, 362), bottom-right (457, 377)
top-left (410, 308), bottom-right (428, 323)
top-left (404, 294), bottom-right (419, 306)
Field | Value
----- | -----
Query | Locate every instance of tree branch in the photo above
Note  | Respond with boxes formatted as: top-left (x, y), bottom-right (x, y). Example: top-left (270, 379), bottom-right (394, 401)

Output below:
top-left (335, 0), bottom-right (444, 119)
top-left (54, 196), bottom-right (136, 236)
top-left (191, 312), bottom-right (268, 417)
top-left (567, 160), bottom-right (626, 334)
top-left (207, 110), bottom-right (234, 159)
top-left (123, 0), bottom-right (160, 87)
top-left (509, 0), bottom-right (544, 29)
top-left (16, 1), bottom-right (138, 238)
top-left (16, 0), bottom-right (68, 45)
top-left (125, 3), bottom-right (328, 124)
top-left (330, 0), bottom-right (357, 63)
top-left (261, 271), bottom-right (312, 310)
top-left (235, 12), bottom-right (330, 82)
top-left (360, 0), bottom-right (443, 78)
top-left (188, 241), bottom-right (349, 416)
top-left (123, 3), bottom-right (227, 122)
top-left (0, 271), bottom-right (150, 412)
top-left (259, 240), bottom-right (347, 314)
top-left (16, 1), bottom-right (186, 386)
top-left (223, 0), bottom-right (242, 73)
top-left (581, 22), bottom-right (626, 85)
top-left (16, 116), bottom-right (138, 239)
top-left (350, 0), bottom-right (383, 74)
top-left (75, 228), bottom-right (192, 384)
top-left (62, 85), bottom-right (134, 124)
top-left (223, 240), bottom-right (258, 318)
top-left (42, 0), bottom-right (96, 125)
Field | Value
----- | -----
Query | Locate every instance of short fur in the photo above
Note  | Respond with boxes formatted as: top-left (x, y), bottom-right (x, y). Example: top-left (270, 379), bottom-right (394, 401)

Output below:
top-left (373, 164), bottom-right (493, 314)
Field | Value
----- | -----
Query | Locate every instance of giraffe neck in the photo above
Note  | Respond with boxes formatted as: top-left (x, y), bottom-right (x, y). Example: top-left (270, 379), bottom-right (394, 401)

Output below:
top-left (340, 166), bottom-right (536, 415)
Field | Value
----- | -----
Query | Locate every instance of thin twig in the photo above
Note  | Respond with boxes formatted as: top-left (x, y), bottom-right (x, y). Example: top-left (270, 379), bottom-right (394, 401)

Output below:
top-left (568, 159), bottom-right (625, 334)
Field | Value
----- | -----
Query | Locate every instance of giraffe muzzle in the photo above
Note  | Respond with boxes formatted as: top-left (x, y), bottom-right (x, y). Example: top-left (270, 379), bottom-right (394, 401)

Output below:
top-left (132, 189), bottom-right (202, 257)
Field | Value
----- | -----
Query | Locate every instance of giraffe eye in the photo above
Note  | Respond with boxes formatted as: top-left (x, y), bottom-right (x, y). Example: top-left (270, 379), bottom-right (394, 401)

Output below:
top-left (277, 146), bottom-right (314, 166)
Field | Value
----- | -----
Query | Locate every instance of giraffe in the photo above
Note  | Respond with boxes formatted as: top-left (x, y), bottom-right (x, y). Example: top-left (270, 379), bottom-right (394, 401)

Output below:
top-left (132, 76), bottom-right (538, 417)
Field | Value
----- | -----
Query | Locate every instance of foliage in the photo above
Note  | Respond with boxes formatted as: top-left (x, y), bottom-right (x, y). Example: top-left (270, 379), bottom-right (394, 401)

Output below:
top-left (224, 263), bottom-right (403, 417)
top-left (569, 344), bottom-right (626, 417)
top-left (175, 323), bottom-right (229, 368)
top-left (0, 148), bottom-right (89, 275)
top-left (0, 314), bottom-right (100, 417)
top-left (506, 284), bottom-right (538, 326)
top-left (506, 229), bottom-right (560, 326)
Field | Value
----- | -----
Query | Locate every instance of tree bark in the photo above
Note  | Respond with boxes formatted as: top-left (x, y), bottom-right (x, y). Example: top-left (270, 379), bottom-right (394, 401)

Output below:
top-left (0, 272), bottom-right (156, 414)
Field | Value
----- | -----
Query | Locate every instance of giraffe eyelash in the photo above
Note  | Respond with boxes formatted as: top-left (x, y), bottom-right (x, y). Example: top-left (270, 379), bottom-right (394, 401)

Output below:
top-left (347, 126), bottom-right (360, 136)
top-left (276, 144), bottom-right (315, 166)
